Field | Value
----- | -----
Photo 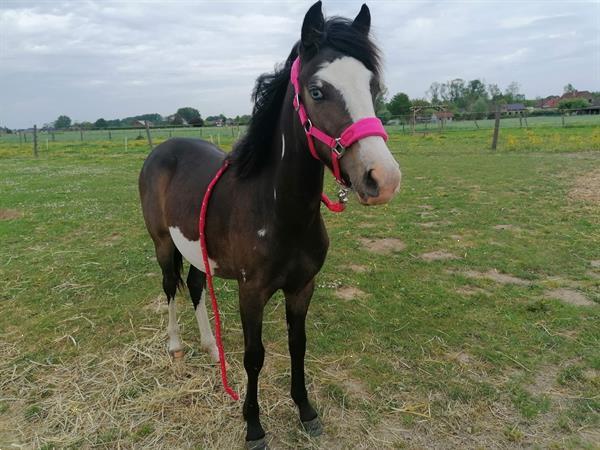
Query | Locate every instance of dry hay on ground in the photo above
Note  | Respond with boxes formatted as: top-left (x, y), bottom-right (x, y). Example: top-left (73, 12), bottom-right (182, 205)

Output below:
top-left (358, 237), bottom-right (406, 255)
top-left (0, 208), bottom-right (23, 220)
top-left (569, 168), bottom-right (600, 204)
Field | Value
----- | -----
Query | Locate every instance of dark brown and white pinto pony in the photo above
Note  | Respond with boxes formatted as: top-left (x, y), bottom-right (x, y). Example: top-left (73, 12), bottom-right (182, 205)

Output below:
top-left (139, 2), bottom-right (401, 447)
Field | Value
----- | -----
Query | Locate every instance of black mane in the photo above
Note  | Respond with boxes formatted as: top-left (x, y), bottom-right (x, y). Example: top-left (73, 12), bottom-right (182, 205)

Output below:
top-left (228, 17), bottom-right (382, 178)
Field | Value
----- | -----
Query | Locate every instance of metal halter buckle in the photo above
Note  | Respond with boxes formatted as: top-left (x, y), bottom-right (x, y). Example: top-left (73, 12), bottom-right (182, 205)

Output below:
top-left (338, 187), bottom-right (349, 203)
top-left (303, 119), bottom-right (313, 133)
top-left (332, 138), bottom-right (346, 158)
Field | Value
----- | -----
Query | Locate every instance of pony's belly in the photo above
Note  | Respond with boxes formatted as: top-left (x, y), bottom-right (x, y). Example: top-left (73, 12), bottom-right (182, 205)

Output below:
top-left (168, 226), bottom-right (218, 273)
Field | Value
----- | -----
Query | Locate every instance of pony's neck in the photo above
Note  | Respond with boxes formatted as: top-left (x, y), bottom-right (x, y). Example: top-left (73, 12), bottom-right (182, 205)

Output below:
top-left (269, 84), bottom-right (324, 225)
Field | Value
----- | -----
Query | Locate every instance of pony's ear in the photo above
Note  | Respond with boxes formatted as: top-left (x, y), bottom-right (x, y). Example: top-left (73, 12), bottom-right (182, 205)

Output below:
top-left (352, 3), bottom-right (371, 35)
top-left (301, 1), bottom-right (325, 51)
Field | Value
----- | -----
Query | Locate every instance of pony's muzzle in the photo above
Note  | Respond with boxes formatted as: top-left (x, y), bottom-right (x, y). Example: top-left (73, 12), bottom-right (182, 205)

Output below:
top-left (360, 163), bottom-right (401, 205)
top-left (350, 137), bottom-right (401, 205)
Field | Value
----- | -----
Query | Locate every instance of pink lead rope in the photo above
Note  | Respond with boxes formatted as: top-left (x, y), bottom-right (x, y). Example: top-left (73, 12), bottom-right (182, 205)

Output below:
top-left (198, 159), bottom-right (239, 401)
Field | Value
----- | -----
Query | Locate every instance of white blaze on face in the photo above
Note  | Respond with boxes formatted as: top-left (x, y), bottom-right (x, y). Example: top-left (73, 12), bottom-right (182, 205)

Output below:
top-left (168, 226), bottom-right (218, 273)
top-left (315, 57), bottom-right (400, 190)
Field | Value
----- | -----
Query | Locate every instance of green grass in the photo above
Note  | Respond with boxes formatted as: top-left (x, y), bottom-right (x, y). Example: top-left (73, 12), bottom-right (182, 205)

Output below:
top-left (1, 126), bottom-right (599, 448)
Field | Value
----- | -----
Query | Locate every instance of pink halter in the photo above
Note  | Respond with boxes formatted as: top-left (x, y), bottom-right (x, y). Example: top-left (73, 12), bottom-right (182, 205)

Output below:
top-left (290, 56), bottom-right (388, 186)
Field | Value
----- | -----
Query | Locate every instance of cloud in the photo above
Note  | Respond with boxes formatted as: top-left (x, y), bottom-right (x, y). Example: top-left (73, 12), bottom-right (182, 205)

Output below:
top-left (0, 0), bottom-right (598, 128)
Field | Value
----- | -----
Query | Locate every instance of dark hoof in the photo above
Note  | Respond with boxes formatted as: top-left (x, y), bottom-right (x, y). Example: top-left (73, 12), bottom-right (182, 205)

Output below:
top-left (302, 417), bottom-right (323, 437)
top-left (246, 437), bottom-right (268, 450)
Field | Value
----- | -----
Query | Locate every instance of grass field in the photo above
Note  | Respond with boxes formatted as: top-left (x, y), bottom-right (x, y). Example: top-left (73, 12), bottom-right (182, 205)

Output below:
top-left (1, 126), bottom-right (599, 449)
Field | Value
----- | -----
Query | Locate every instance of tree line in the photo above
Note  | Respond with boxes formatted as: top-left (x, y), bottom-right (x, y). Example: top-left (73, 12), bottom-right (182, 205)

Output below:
top-left (51, 107), bottom-right (252, 130)
top-left (378, 81), bottom-right (597, 122)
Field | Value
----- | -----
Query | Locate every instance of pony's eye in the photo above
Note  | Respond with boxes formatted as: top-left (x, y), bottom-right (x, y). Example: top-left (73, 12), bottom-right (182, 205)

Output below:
top-left (309, 88), bottom-right (323, 100)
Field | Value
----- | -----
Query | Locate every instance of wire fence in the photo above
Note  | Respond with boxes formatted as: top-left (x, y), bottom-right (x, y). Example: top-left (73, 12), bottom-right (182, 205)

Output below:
top-left (1, 113), bottom-right (598, 149)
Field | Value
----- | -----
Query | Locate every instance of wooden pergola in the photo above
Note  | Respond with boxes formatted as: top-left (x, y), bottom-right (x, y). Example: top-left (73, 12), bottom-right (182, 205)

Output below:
top-left (409, 105), bottom-right (449, 132)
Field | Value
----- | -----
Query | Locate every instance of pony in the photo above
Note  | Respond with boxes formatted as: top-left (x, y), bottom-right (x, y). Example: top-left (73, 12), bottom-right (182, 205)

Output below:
top-left (139, 2), bottom-right (401, 447)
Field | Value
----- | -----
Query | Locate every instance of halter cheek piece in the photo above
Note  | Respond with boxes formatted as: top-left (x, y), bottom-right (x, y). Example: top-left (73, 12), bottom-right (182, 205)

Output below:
top-left (290, 57), bottom-right (389, 195)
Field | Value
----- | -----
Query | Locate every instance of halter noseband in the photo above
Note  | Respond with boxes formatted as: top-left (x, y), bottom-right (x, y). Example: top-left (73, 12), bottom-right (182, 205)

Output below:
top-left (290, 56), bottom-right (388, 186)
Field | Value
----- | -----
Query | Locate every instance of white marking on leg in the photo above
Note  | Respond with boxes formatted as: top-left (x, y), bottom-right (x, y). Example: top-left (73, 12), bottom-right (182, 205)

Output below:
top-left (281, 133), bottom-right (285, 159)
top-left (195, 291), bottom-right (219, 362)
top-left (241, 268), bottom-right (247, 283)
top-left (167, 299), bottom-right (183, 353)
top-left (274, 188), bottom-right (277, 201)
top-left (169, 226), bottom-right (218, 272)
top-left (257, 228), bottom-right (267, 238)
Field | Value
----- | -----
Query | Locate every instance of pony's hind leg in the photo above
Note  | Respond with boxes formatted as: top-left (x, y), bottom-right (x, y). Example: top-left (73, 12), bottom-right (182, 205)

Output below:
top-left (186, 265), bottom-right (219, 362)
top-left (155, 237), bottom-right (184, 358)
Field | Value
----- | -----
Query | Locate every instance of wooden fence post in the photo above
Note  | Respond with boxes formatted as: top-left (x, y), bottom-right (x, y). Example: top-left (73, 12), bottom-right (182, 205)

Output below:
top-left (33, 125), bottom-right (38, 157)
top-left (561, 114), bottom-right (565, 127)
top-left (108, 131), bottom-right (112, 141)
top-left (145, 121), bottom-right (153, 149)
top-left (24, 132), bottom-right (27, 143)
top-left (80, 129), bottom-right (84, 141)
top-left (491, 104), bottom-right (500, 151)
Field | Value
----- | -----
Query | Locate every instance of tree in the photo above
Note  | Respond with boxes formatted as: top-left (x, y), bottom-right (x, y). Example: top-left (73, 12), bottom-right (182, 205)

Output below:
top-left (471, 97), bottom-right (489, 117)
top-left (487, 83), bottom-right (503, 101)
top-left (176, 107), bottom-right (201, 124)
top-left (558, 98), bottom-right (589, 111)
top-left (563, 83), bottom-right (576, 94)
top-left (387, 92), bottom-right (411, 116)
top-left (94, 118), bottom-right (108, 129)
top-left (55, 115), bottom-right (71, 129)
top-left (504, 81), bottom-right (524, 103)
top-left (427, 82), bottom-right (442, 104)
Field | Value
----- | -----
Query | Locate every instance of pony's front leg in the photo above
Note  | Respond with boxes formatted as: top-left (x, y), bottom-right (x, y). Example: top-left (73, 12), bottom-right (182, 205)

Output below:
top-left (284, 279), bottom-right (322, 436)
top-left (239, 285), bottom-right (269, 449)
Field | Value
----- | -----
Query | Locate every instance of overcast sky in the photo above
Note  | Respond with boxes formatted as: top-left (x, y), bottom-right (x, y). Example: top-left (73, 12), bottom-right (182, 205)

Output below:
top-left (1, 0), bottom-right (598, 128)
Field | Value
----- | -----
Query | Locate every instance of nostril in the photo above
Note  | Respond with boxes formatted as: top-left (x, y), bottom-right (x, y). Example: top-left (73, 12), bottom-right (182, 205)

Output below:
top-left (363, 169), bottom-right (379, 198)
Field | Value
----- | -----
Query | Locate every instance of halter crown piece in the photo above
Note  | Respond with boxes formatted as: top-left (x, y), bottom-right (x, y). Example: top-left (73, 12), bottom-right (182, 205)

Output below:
top-left (290, 56), bottom-right (388, 211)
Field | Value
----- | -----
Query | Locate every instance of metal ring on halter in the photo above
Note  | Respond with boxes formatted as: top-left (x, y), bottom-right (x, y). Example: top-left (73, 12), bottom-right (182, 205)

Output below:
top-left (303, 119), bottom-right (313, 133)
top-left (332, 138), bottom-right (346, 158)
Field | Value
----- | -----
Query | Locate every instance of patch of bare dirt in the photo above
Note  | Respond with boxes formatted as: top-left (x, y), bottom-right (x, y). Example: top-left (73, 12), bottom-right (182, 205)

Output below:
top-left (493, 224), bottom-right (522, 231)
top-left (419, 220), bottom-right (453, 228)
top-left (335, 286), bottom-right (366, 301)
top-left (455, 286), bottom-right (488, 296)
top-left (590, 260), bottom-right (600, 269)
top-left (527, 365), bottom-right (559, 396)
top-left (544, 288), bottom-right (595, 307)
top-left (569, 168), bottom-right (600, 203)
top-left (348, 264), bottom-right (368, 273)
top-left (420, 251), bottom-right (459, 262)
top-left (418, 204), bottom-right (434, 210)
top-left (460, 269), bottom-right (533, 286)
top-left (0, 208), bottom-right (23, 220)
top-left (358, 237), bottom-right (406, 255)
top-left (448, 351), bottom-right (474, 365)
